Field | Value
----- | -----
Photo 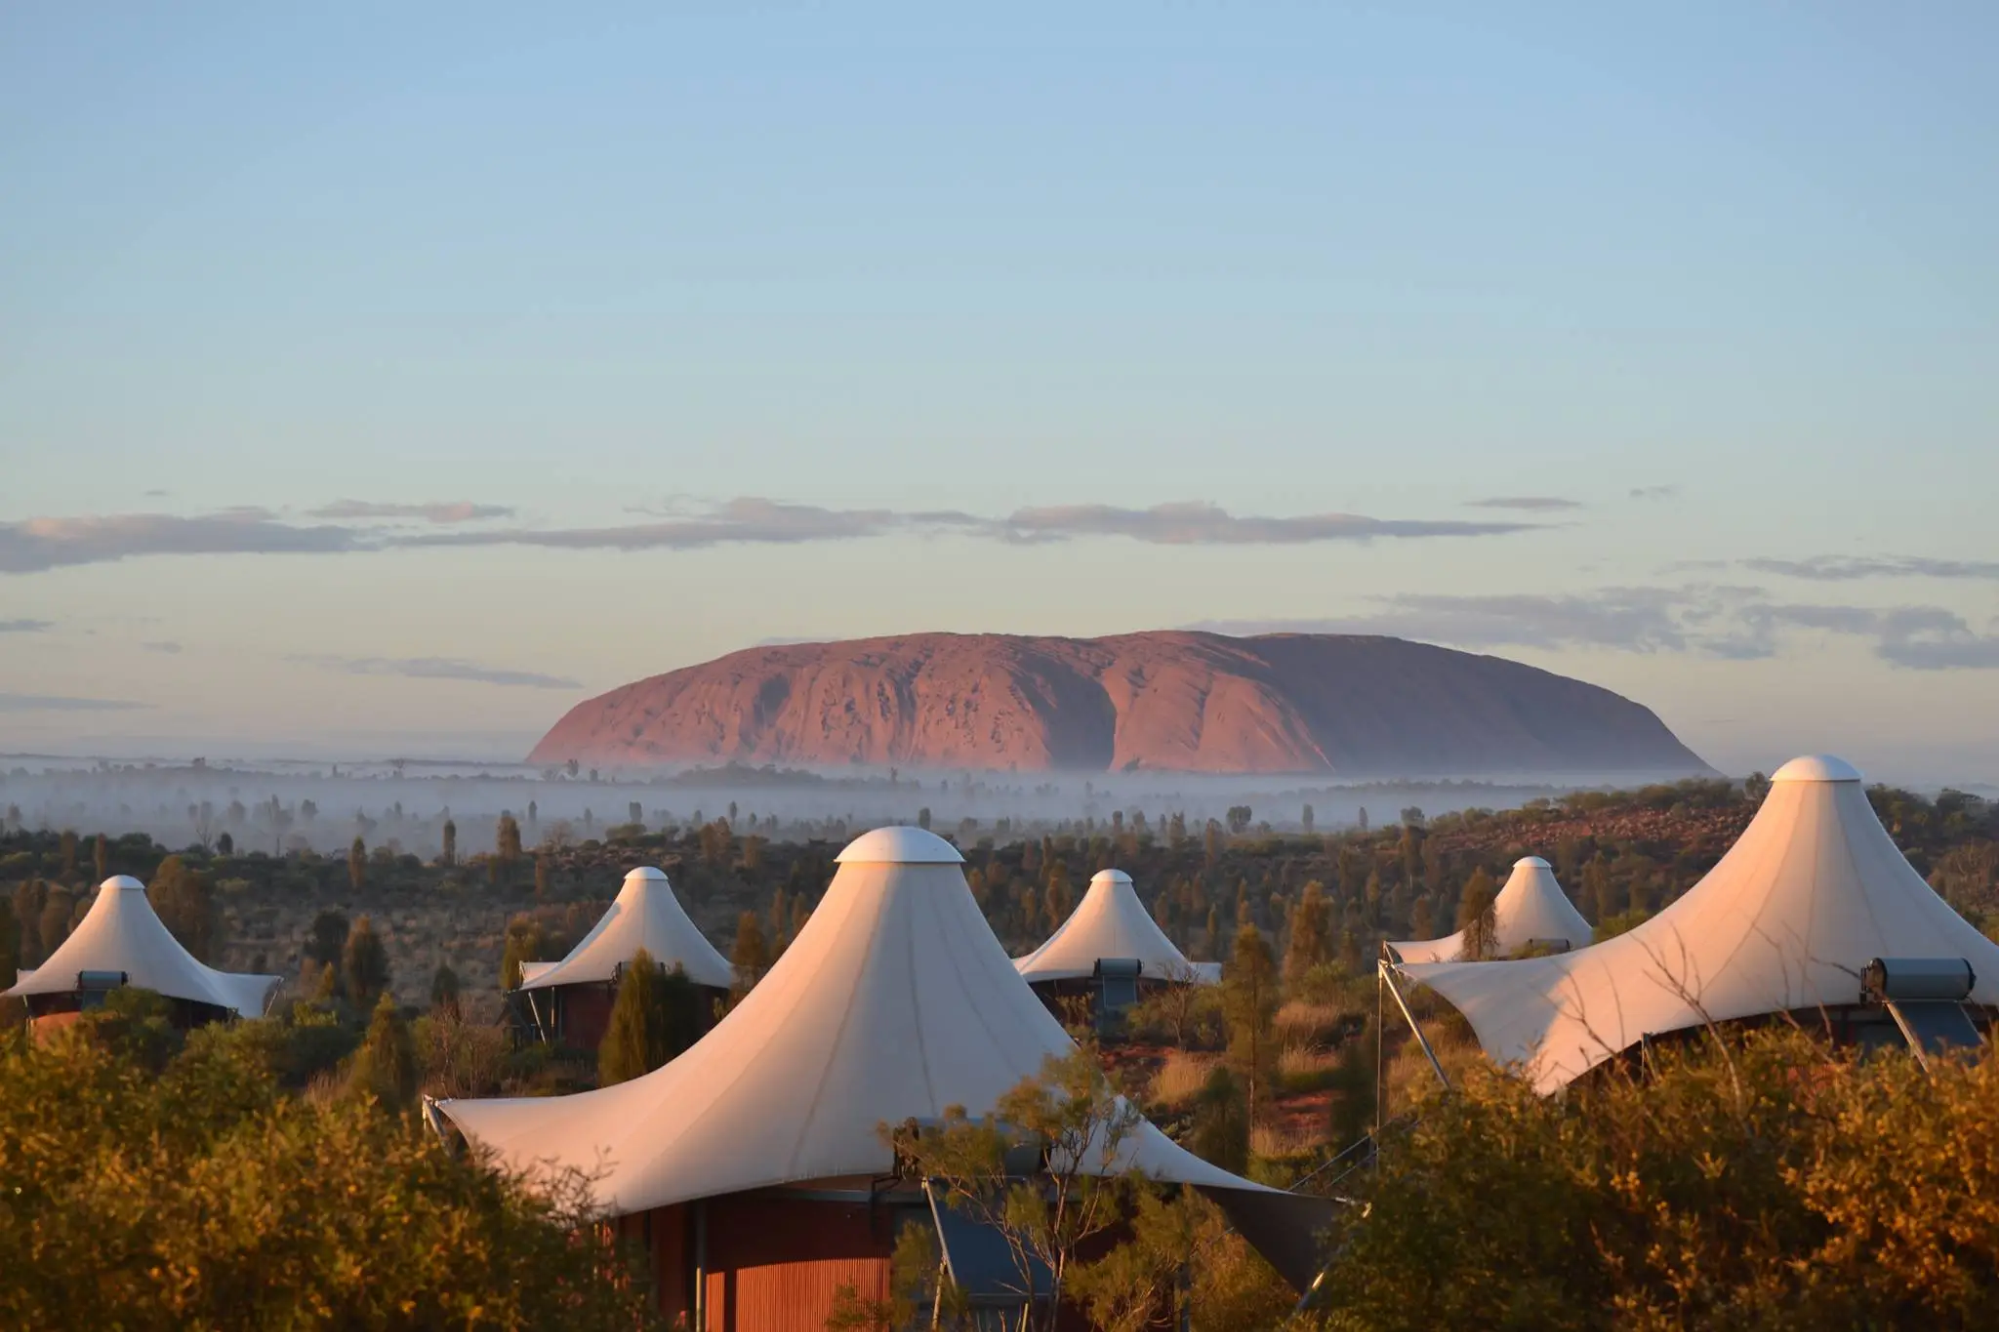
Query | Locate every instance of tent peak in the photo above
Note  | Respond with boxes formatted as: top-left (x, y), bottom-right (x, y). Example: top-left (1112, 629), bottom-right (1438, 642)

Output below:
top-left (834, 825), bottom-right (963, 864)
top-left (1089, 868), bottom-right (1133, 885)
top-left (100, 875), bottom-right (146, 893)
top-left (1513, 856), bottom-right (1550, 869)
top-left (1773, 753), bottom-right (1862, 783)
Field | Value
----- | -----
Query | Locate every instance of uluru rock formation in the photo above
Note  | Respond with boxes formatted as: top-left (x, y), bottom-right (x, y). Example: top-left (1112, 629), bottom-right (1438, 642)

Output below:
top-left (531, 632), bottom-right (1709, 776)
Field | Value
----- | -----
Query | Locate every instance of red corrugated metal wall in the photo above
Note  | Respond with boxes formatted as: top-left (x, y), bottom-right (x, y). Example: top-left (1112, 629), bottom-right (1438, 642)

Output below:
top-left (627, 1194), bottom-right (894, 1332)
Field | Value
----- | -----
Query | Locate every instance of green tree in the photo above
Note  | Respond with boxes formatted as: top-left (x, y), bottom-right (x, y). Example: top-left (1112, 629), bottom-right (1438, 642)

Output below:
top-left (93, 832), bottom-right (109, 882)
top-left (60, 828), bottom-right (78, 880)
top-left (598, 948), bottom-right (701, 1087)
top-left (342, 916), bottom-right (389, 1009)
top-left (304, 911), bottom-right (348, 971)
top-left (429, 964), bottom-right (460, 1017)
top-left (348, 837), bottom-right (366, 893)
top-left (883, 1046), bottom-right (1142, 1329)
top-left (1044, 858), bottom-right (1073, 928)
top-left (11, 881), bottom-right (47, 967)
top-left (1585, 851), bottom-right (1619, 925)
top-left (348, 992), bottom-right (418, 1110)
top-left (730, 909), bottom-right (770, 1001)
top-left (0, 896), bottom-right (18, 991)
top-left (1282, 880), bottom-right (1331, 984)
top-left (495, 813), bottom-right (523, 868)
top-left (39, 889), bottom-right (77, 960)
top-left (1187, 1063), bottom-right (1250, 1174)
top-left (1410, 894), bottom-right (1436, 941)
top-left (149, 855), bottom-right (217, 963)
top-left (439, 819), bottom-right (456, 868)
top-left (1456, 866), bottom-right (1500, 960)
top-left (499, 915), bottom-right (546, 991)
top-left (1221, 923), bottom-right (1279, 1127)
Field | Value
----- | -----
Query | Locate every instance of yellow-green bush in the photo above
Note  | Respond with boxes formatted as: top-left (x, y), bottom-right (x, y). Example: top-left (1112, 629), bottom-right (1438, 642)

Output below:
top-left (0, 1013), bottom-right (655, 1330)
top-left (1312, 1028), bottom-right (1999, 1330)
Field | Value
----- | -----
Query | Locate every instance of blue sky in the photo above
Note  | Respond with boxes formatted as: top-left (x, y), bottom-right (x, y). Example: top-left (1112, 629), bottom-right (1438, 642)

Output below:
top-left (3, 3), bottom-right (1996, 780)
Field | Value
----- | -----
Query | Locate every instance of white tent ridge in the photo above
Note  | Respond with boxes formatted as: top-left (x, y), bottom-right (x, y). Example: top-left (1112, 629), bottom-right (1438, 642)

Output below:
top-left (517, 866), bottom-right (733, 992)
top-left (1388, 856), bottom-right (1592, 964)
top-left (5, 875), bottom-right (279, 1018)
top-left (441, 825), bottom-right (1329, 1290)
top-left (1398, 755), bottom-right (1999, 1093)
top-left (1015, 868), bottom-right (1221, 985)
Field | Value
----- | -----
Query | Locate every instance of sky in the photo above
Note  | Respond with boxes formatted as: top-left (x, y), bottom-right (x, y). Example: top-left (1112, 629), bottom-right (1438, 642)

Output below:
top-left (2, 3), bottom-right (1996, 782)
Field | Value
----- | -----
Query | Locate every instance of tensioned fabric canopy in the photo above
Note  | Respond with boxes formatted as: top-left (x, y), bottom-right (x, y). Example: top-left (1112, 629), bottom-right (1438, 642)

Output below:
top-left (1014, 868), bottom-right (1221, 984)
top-left (442, 825), bottom-right (1331, 1291)
top-left (1399, 755), bottom-right (1999, 1093)
top-left (1388, 856), bottom-right (1593, 964)
top-left (5, 875), bottom-right (279, 1017)
top-left (517, 866), bottom-right (733, 991)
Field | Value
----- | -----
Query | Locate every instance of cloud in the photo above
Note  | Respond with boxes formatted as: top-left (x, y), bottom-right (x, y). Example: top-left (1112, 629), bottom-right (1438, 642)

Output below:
top-left (0, 618), bottom-right (53, 633)
top-left (0, 510), bottom-right (363, 574)
top-left (1465, 496), bottom-right (1584, 512)
top-left (309, 500), bottom-right (515, 523)
top-left (399, 497), bottom-right (930, 553)
top-left (401, 498), bottom-right (1542, 553)
top-left (1737, 603), bottom-right (1999, 670)
top-left (292, 654), bottom-right (582, 690)
top-left (1629, 485), bottom-right (1679, 501)
top-left (1744, 555), bottom-right (1999, 582)
top-left (1, 497), bottom-right (1545, 575)
top-left (994, 502), bottom-right (1537, 544)
top-left (1192, 587), bottom-right (1999, 671)
top-left (0, 692), bottom-right (149, 711)
top-left (142, 640), bottom-right (183, 654)
top-left (1191, 587), bottom-right (1718, 654)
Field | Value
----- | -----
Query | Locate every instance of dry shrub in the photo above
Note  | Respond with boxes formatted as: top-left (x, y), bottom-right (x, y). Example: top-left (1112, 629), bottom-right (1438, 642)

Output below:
top-left (1150, 1050), bottom-right (1217, 1106)
top-left (1248, 1122), bottom-right (1319, 1160)
top-left (1275, 999), bottom-right (1348, 1046)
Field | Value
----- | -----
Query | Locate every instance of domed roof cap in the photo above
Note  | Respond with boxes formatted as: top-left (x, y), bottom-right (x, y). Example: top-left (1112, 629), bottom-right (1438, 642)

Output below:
top-left (1772, 754), bottom-right (1863, 783)
top-left (1514, 856), bottom-right (1551, 870)
top-left (834, 826), bottom-right (964, 864)
top-left (102, 875), bottom-right (146, 892)
top-left (1090, 869), bottom-right (1133, 886)
top-left (624, 866), bottom-right (669, 884)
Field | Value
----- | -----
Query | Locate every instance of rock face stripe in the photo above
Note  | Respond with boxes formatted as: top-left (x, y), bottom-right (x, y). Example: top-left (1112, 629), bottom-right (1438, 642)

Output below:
top-left (529, 631), bottom-right (1709, 775)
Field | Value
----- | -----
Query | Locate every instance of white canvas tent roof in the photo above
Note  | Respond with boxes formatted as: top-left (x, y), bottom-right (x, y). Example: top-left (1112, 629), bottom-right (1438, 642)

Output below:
top-left (441, 825), bottom-right (1330, 1290)
top-left (517, 866), bottom-right (733, 992)
top-left (4, 875), bottom-right (279, 1017)
top-left (1389, 857), bottom-right (1593, 964)
top-left (1399, 755), bottom-right (1999, 1093)
top-left (1015, 869), bottom-right (1221, 984)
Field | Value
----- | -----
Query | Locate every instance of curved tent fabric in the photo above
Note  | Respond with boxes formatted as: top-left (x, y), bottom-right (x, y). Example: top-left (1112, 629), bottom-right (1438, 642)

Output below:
top-left (517, 867), bottom-right (733, 992)
top-left (1015, 869), bottom-right (1221, 984)
top-left (1399, 755), bottom-right (1999, 1094)
top-left (3, 876), bottom-right (279, 1017)
top-left (441, 827), bottom-right (1330, 1291)
top-left (1390, 857), bottom-right (1593, 964)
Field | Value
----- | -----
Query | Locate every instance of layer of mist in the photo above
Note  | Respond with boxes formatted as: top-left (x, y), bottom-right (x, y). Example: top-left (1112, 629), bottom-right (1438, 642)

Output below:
top-left (0, 752), bottom-right (1750, 860)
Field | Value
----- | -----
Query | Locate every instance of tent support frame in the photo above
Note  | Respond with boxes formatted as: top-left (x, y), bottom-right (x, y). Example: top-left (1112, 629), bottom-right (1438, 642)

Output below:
top-left (1377, 959), bottom-right (1451, 1091)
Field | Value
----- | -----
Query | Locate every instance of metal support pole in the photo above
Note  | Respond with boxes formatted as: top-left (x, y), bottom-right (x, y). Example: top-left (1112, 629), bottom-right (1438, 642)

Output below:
top-left (692, 1198), bottom-right (708, 1331)
top-left (1374, 954), bottom-right (1385, 1138)
top-left (1377, 959), bottom-right (1451, 1091)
